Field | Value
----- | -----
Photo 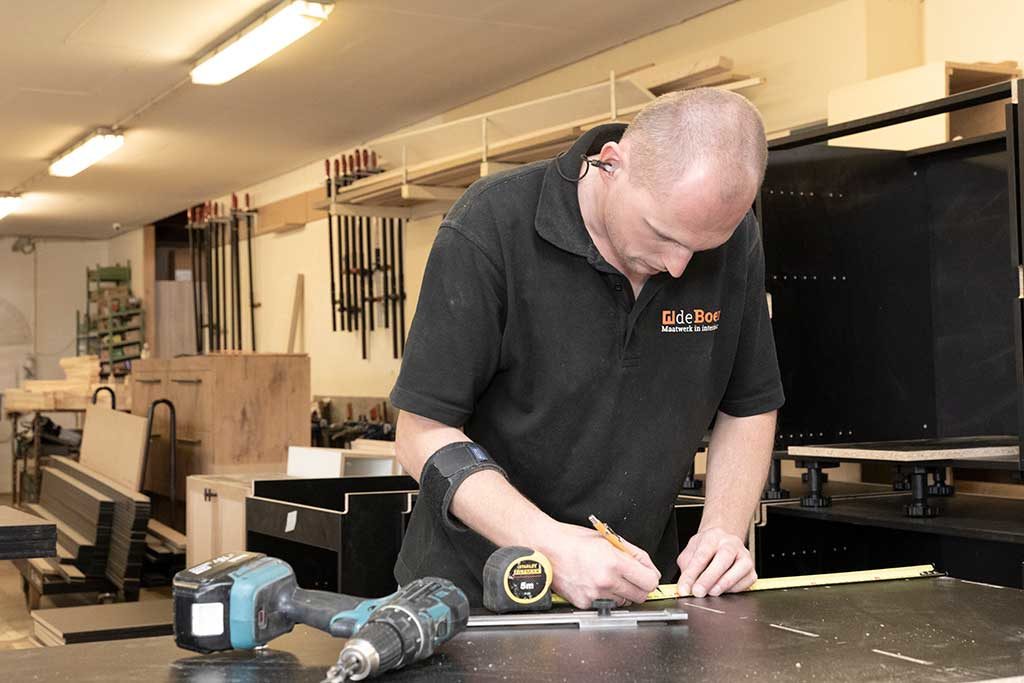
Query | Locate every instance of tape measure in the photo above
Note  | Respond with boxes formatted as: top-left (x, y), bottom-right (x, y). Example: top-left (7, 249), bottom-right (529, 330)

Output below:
top-left (482, 546), bottom-right (553, 613)
top-left (549, 563), bottom-right (940, 605)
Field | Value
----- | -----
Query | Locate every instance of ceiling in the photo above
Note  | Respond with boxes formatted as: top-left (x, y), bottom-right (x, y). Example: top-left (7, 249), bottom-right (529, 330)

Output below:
top-left (0, 0), bottom-right (733, 239)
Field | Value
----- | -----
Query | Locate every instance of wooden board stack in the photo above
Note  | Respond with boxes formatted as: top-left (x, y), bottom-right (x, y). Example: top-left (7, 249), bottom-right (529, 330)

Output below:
top-left (143, 519), bottom-right (186, 582)
top-left (29, 467), bottom-right (114, 577)
top-left (46, 457), bottom-right (151, 596)
top-left (350, 438), bottom-right (397, 454)
top-left (2, 355), bottom-right (112, 412)
top-left (0, 505), bottom-right (56, 560)
top-left (31, 600), bottom-right (172, 646)
top-left (57, 355), bottom-right (102, 385)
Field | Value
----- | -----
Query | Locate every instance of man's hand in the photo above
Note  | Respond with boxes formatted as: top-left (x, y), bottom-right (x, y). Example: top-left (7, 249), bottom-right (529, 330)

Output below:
top-left (676, 527), bottom-right (756, 598)
top-left (538, 522), bottom-right (661, 609)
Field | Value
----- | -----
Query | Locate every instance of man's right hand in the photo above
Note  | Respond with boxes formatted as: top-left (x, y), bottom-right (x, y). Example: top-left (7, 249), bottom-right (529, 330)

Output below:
top-left (537, 522), bottom-right (661, 609)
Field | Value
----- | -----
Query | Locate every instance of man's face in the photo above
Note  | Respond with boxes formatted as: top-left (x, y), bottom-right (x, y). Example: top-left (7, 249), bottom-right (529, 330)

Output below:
top-left (601, 161), bottom-right (756, 280)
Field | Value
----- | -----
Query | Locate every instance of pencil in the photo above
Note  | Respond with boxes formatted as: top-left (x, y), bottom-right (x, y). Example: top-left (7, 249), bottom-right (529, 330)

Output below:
top-left (588, 514), bottom-right (629, 553)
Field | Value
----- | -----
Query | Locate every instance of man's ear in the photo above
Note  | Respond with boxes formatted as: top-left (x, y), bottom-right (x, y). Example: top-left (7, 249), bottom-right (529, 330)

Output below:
top-left (599, 141), bottom-right (624, 175)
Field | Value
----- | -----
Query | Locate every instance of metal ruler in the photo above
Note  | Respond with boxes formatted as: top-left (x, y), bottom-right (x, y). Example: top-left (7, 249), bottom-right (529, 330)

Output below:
top-left (468, 607), bottom-right (687, 630)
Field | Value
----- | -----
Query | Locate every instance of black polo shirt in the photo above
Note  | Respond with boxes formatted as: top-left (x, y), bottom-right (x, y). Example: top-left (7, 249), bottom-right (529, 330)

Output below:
top-left (390, 123), bottom-right (784, 604)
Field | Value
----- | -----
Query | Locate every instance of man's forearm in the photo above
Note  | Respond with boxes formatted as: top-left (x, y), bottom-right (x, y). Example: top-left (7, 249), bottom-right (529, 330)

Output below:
top-left (700, 410), bottom-right (777, 538)
top-left (395, 410), bottom-right (558, 549)
top-left (397, 410), bottom-right (664, 606)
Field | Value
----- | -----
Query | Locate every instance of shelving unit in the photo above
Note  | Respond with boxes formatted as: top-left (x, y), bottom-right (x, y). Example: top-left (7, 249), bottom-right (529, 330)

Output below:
top-left (75, 263), bottom-right (145, 377)
top-left (312, 57), bottom-right (763, 218)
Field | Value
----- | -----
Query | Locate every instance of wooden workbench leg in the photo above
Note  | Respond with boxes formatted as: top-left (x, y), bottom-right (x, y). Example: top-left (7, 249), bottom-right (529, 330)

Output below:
top-left (31, 412), bottom-right (42, 503)
top-left (11, 413), bottom-right (20, 506)
top-left (26, 585), bottom-right (41, 611)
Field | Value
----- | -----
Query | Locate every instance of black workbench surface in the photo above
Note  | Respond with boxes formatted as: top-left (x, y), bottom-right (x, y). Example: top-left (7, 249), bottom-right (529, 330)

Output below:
top-left (4, 576), bottom-right (1024, 681)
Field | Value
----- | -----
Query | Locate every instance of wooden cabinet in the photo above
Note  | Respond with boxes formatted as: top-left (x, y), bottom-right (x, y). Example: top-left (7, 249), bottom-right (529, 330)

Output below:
top-left (186, 472), bottom-right (291, 566)
top-left (132, 354), bottom-right (309, 510)
top-left (132, 370), bottom-right (170, 497)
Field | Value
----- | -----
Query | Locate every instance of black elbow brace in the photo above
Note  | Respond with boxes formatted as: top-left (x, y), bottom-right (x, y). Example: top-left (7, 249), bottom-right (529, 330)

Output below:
top-left (420, 442), bottom-right (507, 532)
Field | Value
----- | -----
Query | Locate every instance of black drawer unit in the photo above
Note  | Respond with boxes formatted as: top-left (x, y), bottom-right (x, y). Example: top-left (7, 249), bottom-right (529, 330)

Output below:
top-left (246, 475), bottom-right (417, 597)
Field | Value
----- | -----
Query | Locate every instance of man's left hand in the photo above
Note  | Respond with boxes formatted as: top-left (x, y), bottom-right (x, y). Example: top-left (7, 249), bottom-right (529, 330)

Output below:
top-left (676, 527), bottom-right (756, 598)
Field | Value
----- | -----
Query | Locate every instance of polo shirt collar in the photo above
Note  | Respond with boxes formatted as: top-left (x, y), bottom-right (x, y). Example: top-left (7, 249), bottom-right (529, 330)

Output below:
top-left (535, 123), bottom-right (628, 269)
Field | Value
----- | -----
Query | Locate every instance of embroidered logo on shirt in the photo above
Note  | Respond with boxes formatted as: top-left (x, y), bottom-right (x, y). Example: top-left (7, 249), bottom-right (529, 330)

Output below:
top-left (660, 308), bottom-right (721, 334)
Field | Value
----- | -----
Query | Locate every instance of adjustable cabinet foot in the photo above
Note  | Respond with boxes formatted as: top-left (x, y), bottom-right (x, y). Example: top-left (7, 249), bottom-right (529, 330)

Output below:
top-left (681, 462), bottom-right (703, 491)
top-left (904, 465), bottom-right (937, 518)
top-left (764, 458), bottom-right (790, 500)
top-left (927, 467), bottom-right (954, 497)
top-left (796, 459), bottom-right (837, 508)
top-left (892, 465), bottom-right (911, 491)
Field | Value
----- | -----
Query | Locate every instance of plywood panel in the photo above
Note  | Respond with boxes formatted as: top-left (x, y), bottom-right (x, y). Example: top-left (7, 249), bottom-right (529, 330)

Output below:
top-left (143, 225), bottom-right (157, 354)
top-left (256, 193), bottom-right (307, 236)
top-left (79, 405), bottom-right (150, 493)
top-left (212, 354), bottom-right (310, 466)
top-left (350, 439), bottom-right (396, 454)
top-left (789, 442), bottom-right (1016, 462)
top-left (156, 281), bottom-right (197, 359)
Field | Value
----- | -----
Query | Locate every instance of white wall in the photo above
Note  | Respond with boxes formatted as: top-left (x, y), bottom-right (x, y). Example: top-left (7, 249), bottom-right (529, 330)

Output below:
top-left (108, 229), bottom-right (145, 299)
top-left (924, 0), bottom-right (1024, 65)
top-left (221, 212), bottom-right (437, 398)
top-left (437, 0), bottom-right (910, 133)
top-left (0, 238), bottom-right (35, 494)
top-left (33, 241), bottom-right (111, 380)
top-left (0, 237), bottom-right (111, 492)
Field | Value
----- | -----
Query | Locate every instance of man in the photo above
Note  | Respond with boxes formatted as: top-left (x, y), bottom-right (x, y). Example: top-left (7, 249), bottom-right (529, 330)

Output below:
top-left (389, 88), bottom-right (783, 608)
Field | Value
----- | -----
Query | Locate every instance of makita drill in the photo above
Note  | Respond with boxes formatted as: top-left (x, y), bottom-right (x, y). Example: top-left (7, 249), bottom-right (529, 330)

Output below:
top-left (172, 552), bottom-right (468, 680)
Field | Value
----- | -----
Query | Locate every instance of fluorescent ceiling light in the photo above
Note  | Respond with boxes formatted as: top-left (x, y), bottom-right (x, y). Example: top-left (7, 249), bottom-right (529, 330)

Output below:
top-left (0, 195), bottom-right (23, 220)
top-left (49, 130), bottom-right (124, 177)
top-left (191, 0), bottom-right (334, 85)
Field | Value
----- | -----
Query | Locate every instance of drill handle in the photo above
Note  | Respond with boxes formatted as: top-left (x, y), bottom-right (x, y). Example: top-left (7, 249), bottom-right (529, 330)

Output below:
top-left (287, 588), bottom-right (391, 637)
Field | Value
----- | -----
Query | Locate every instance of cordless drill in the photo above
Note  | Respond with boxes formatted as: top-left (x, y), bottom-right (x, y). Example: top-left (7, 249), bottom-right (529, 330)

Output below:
top-left (172, 552), bottom-right (468, 680)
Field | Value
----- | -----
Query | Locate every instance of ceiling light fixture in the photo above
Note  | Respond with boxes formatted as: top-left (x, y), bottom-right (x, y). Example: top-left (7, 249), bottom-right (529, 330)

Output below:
top-left (49, 129), bottom-right (125, 177)
top-left (0, 194), bottom-right (23, 220)
top-left (190, 0), bottom-right (334, 86)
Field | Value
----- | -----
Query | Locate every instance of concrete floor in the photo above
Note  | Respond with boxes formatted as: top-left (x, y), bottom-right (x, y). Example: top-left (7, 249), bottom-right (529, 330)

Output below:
top-left (0, 561), bottom-right (35, 650)
top-left (0, 493), bottom-right (171, 650)
top-left (0, 493), bottom-right (36, 650)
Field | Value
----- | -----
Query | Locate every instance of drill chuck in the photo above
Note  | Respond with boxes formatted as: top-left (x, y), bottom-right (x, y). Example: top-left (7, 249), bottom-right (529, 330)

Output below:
top-left (333, 578), bottom-right (469, 680)
top-left (339, 624), bottom-right (398, 680)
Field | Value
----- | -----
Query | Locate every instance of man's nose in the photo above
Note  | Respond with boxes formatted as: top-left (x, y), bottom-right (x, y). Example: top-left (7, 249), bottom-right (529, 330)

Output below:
top-left (665, 248), bottom-right (692, 278)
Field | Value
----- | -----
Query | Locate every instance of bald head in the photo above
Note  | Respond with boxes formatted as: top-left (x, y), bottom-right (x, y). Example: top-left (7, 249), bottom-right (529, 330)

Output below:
top-left (621, 89), bottom-right (767, 203)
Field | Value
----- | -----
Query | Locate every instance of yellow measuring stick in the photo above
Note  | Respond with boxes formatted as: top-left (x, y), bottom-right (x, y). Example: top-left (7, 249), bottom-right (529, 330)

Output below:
top-left (552, 564), bottom-right (939, 605)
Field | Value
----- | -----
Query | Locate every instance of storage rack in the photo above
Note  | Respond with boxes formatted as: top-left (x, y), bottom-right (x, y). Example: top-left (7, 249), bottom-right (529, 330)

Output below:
top-left (75, 263), bottom-right (145, 377)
